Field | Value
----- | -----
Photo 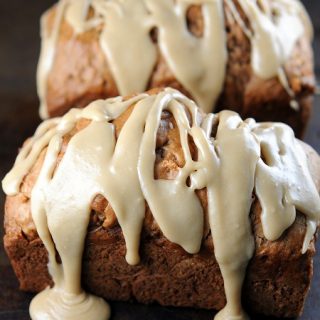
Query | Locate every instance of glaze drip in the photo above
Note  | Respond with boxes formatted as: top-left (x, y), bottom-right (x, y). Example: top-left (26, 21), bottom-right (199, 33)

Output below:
top-left (236, 0), bottom-right (308, 109)
top-left (3, 88), bottom-right (320, 320)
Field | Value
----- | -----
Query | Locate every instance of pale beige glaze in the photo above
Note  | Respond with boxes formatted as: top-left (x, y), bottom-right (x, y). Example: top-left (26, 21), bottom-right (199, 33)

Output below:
top-left (236, 0), bottom-right (312, 110)
top-left (37, 0), bottom-right (68, 119)
top-left (3, 88), bottom-right (320, 320)
top-left (37, 0), bottom-right (311, 118)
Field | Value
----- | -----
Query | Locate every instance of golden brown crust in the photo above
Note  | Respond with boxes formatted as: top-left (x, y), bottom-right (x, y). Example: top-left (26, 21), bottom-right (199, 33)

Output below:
top-left (3, 91), bottom-right (320, 317)
top-left (44, 1), bottom-right (315, 137)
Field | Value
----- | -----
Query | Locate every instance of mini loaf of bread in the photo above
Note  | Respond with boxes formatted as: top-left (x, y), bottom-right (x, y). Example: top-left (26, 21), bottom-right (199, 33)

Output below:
top-left (2, 88), bottom-right (320, 320)
top-left (38, 0), bottom-right (315, 137)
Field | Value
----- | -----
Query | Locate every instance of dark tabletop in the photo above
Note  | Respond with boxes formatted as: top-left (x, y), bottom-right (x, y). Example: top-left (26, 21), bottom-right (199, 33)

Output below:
top-left (0, 1), bottom-right (319, 319)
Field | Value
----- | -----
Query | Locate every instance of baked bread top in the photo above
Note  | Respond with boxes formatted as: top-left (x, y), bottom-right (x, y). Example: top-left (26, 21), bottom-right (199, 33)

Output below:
top-left (3, 88), bottom-right (320, 320)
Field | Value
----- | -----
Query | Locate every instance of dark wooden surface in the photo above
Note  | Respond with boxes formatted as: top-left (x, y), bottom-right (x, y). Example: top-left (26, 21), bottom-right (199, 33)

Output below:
top-left (0, 1), bottom-right (319, 319)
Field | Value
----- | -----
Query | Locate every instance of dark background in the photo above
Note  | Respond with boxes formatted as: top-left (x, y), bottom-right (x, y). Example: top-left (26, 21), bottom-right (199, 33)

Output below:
top-left (0, 1), bottom-right (319, 319)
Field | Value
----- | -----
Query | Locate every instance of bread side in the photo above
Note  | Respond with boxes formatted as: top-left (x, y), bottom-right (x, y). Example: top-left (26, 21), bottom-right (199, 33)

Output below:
top-left (3, 105), bottom-right (320, 318)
